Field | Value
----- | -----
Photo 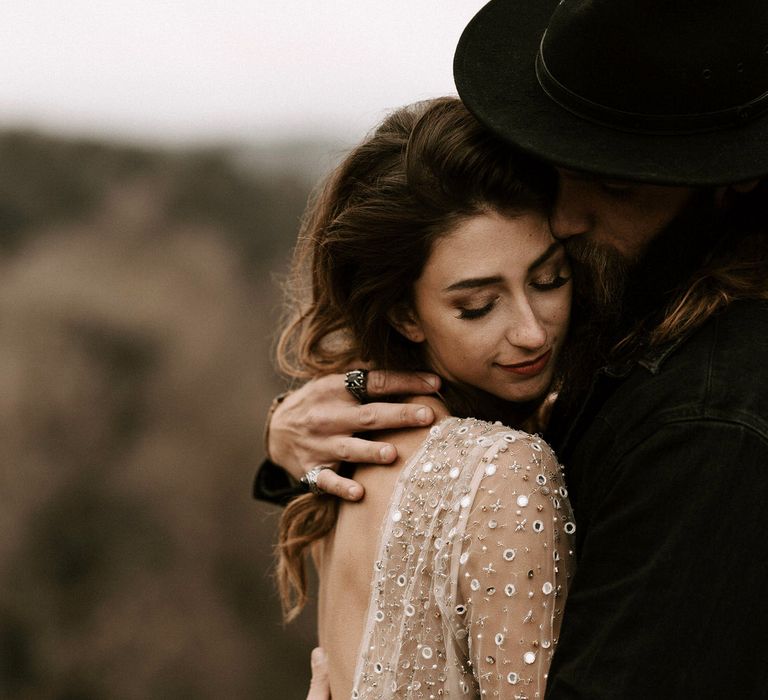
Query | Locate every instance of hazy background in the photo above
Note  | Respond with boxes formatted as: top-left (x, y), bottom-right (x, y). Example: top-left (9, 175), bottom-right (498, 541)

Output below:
top-left (0, 2), bottom-right (488, 699)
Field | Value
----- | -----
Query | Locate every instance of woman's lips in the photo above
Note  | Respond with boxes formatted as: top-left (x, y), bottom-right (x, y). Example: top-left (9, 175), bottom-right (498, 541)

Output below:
top-left (496, 349), bottom-right (552, 377)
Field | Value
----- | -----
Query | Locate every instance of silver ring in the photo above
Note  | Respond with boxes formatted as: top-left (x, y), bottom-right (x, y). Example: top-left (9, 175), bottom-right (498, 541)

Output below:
top-left (345, 369), bottom-right (370, 403)
top-left (300, 465), bottom-right (333, 495)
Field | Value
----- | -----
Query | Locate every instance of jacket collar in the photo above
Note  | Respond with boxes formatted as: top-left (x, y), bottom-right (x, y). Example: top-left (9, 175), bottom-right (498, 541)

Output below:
top-left (636, 332), bottom-right (692, 374)
top-left (601, 326), bottom-right (696, 379)
top-left (598, 329), bottom-right (693, 379)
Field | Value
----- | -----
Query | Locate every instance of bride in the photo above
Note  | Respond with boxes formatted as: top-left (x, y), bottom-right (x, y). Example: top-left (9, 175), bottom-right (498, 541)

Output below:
top-left (275, 97), bottom-right (575, 698)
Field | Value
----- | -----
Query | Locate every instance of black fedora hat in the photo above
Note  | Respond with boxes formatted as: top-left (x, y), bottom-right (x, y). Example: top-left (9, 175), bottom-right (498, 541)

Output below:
top-left (454, 0), bottom-right (768, 185)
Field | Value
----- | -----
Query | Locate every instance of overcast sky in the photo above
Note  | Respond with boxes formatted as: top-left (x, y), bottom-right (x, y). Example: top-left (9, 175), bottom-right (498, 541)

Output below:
top-left (0, 1), bottom-right (489, 145)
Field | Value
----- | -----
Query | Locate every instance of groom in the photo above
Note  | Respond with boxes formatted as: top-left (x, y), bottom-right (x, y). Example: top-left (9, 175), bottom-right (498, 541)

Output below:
top-left (258, 1), bottom-right (768, 697)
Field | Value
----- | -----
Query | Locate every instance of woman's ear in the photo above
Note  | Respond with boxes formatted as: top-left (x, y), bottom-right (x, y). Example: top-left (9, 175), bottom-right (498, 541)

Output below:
top-left (387, 305), bottom-right (426, 343)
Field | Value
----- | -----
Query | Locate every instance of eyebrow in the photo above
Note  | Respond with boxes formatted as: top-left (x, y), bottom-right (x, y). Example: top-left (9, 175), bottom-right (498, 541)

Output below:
top-left (444, 275), bottom-right (504, 292)
top-left (442, 242), bottom-right (562, 292)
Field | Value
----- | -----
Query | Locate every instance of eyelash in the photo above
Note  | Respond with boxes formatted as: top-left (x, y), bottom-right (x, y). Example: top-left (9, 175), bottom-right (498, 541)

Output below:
top-left (456, 274), bottom-right (571, 320)
top-left (531, 274), bottom-right (571, 291)
top-left (457, 301), bottom-right (495, 320)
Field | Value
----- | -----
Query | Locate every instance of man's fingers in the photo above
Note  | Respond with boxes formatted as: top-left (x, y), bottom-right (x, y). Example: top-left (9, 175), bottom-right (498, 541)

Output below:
top-left (325, 434), bottom-right (398, 465)
top-left (305, 403), bottom-right (435, 441)
top-left (294, 403), bottom-right (434, 473)
top-left (306, 647), bottom-right (331, 700)
top-left (316, 468), bottom-right (364, 501)
top-left (352, 401), bottom-right (437, 432)
top-left (364, 369), bottom-right (440, 398)
top-left (271, 371), bottom-right (441, 480)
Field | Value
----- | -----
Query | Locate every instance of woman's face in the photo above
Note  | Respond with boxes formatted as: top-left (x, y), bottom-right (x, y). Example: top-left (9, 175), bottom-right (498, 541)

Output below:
top-left (400, 210), bottom-right (572, 403)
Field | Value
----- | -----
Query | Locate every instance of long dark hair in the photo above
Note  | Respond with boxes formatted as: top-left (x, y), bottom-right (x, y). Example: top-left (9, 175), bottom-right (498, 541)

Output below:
top-left (275, 97), bottom-right (552, 620)
top-left (641, 182), bottom-right (768, 348)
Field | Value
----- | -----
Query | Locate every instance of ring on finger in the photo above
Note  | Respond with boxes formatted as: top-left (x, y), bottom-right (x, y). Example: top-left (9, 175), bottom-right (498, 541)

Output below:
top-left (300, 465), bottom-right (334, 495)
top-left (344, 368), bottom-right (370, 403)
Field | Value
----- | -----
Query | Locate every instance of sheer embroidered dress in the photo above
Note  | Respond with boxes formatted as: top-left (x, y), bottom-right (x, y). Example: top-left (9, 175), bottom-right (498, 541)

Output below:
top-left (351, 417), bottom-right (575, 699)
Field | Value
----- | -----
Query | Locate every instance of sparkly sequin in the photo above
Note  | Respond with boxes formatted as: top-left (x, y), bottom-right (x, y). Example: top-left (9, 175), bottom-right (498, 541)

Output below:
top-left (351, 417), bottom-right (575, 698)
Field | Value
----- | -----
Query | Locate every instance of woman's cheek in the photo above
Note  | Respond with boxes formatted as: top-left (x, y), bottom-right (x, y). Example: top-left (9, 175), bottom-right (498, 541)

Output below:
top-left (539, 292), bottom-right (571, 332)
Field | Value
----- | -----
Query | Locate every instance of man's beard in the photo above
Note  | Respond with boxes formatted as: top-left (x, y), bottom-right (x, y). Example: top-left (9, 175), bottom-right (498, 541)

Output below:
top-left (554, 190), bottom-right (722, 412)
top-left (563, 236), bottom-right (630, 324)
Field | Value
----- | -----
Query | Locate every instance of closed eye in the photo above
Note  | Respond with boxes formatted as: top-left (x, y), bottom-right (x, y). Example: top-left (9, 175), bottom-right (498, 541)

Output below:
top-left (531, 274), bottom-right (571, 291)
top-left (457, 299), bottom-right (496, 320)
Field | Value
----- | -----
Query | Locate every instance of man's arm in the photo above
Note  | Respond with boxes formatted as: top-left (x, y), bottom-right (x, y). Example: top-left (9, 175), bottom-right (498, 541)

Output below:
top-left (545, 419), bottom-right (768, 698)
top-left (253, 370), bottom-right (440, 504)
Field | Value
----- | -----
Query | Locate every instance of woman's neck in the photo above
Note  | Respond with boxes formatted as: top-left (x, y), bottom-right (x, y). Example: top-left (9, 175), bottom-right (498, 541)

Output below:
top-left (436, 379), bottom-right (540, 429)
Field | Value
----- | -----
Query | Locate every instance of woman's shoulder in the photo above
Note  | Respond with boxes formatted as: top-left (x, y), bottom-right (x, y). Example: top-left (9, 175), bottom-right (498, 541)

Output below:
top-left (380, 412), bottom-right (566, 520)
top-left (370, 396), bottom-right (451, 466)
top-left (426, 415), bottom-right (559, 468)
top-left (424, 415), bottom-right (570, 512)
top-left (374, 397), bottom-right (555, 465)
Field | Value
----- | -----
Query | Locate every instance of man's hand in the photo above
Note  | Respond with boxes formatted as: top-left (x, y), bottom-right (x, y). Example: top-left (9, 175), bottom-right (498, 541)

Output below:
top-left (269, 370), bottom-right (440, 500)
top-left (306, 647), bottom-right (330, 700)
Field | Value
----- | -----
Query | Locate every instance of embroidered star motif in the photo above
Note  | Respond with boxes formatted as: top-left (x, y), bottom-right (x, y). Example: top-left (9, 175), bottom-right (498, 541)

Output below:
top-left (489, 499), bottom-right (504, 512)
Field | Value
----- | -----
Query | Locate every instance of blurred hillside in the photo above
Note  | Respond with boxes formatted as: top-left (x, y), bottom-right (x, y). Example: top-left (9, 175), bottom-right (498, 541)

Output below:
top-left (0, 130), bottom-right (328, 699)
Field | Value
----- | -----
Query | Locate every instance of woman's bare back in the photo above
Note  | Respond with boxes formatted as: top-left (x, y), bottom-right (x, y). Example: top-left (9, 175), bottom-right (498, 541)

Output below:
top-left (315, 398), bottom-right (447, 698)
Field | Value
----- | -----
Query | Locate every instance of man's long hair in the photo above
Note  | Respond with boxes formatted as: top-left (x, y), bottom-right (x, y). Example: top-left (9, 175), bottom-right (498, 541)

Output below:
top-left (643, 185), bottom-right (768, 348)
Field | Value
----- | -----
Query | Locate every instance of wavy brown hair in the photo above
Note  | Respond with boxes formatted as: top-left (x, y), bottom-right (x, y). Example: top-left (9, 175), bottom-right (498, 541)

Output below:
top-left (274, 97), bottom-right (553, 621)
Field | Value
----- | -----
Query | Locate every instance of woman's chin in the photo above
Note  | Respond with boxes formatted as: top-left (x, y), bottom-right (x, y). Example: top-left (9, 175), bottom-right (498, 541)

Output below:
top-left (490, 374), bottom-right (552, 405)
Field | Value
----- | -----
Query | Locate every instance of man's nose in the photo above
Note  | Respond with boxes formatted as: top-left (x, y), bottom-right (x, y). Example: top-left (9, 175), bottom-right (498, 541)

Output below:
top-left (550, 180), bottom-right (593, 240)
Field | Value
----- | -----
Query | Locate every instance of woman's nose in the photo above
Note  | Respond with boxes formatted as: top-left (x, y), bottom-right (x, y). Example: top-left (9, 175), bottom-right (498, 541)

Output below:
top-left (505, 303), bottom-right (547, 351)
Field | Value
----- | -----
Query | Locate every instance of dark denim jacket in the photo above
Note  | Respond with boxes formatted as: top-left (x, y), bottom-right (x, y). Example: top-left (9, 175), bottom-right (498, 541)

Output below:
top-left (545, 298), bottom-right (768, 699)
top-left (255, 300), bottom-right (768, 698)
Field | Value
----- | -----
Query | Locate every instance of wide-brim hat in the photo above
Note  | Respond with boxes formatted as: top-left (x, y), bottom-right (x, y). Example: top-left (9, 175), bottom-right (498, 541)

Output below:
top-left (454, 0), bottom-right (768, 185)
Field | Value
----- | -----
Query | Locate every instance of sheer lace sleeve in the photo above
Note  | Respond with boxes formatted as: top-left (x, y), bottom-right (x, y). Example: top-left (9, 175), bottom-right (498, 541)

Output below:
top-left (351, 417), bottom-right (575, 700)
top-left (454, 432), bottom-right (574, 698)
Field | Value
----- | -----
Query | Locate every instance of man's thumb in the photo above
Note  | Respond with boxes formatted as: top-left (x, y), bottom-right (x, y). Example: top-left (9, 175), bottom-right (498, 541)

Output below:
top-left (306, 647), bottom-right (331, 700)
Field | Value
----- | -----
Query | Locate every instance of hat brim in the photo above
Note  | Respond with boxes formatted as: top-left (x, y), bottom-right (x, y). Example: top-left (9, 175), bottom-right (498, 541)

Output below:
top-left (454, 0), bottom-right (768, 186)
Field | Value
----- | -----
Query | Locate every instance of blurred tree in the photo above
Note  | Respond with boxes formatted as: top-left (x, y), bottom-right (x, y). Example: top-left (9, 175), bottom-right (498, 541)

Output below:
top-left (0, 131), bottom-right (311, 266)
top-left (0, 130), bottom-right (325, 699)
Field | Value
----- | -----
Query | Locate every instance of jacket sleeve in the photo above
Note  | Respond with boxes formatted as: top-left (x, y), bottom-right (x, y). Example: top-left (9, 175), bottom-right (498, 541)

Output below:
top-left (252, 459), bottom-right (305, 506)
top-left (545, 419), bottom-right (768, 699)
